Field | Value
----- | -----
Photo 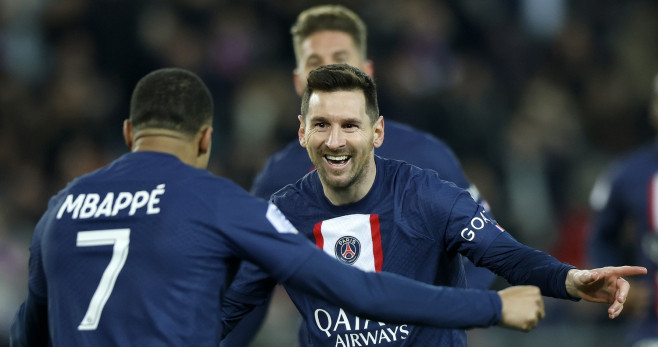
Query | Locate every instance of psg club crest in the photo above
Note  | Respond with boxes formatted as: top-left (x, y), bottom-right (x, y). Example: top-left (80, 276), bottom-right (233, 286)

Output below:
top-left (334, 236), bottom-right (361, 265)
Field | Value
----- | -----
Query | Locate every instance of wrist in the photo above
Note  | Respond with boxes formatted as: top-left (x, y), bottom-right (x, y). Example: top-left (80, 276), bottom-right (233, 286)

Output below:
top-left (565, 269), bottom-right (580, 298)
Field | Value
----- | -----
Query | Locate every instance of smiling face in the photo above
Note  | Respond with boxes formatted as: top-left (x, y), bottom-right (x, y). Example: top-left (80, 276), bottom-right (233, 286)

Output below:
top-left (293, 30), bottom-right (373, 96)
top-left (299, 90), bottom-right (383, 204)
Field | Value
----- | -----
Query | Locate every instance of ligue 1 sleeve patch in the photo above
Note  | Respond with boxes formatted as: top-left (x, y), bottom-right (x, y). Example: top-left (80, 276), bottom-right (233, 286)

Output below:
top-left (312, 214), bottom-right (383, 272)
top-left (266, 203), bottom-right (298, 234)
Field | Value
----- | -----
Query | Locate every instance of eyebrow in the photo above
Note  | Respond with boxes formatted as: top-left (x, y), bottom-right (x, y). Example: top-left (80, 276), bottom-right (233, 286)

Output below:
top-left (308, 115), bottom-right (363, 125)
top-left (332, 50), bottom-right (350, 58)
top-left (304, 50), bottom-right (351, 64)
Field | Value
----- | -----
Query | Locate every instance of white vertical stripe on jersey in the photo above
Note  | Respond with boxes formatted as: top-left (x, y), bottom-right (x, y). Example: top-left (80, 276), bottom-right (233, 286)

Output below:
top-left (314, 214), bottom-right (380, 273)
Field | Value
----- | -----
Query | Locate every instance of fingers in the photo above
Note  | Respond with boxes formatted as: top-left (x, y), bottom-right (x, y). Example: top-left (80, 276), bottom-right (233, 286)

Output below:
top-left (607, 277), bottom-right (631, 319)
top-left (616, 277), bottom-right (630, 304)
top-left (611, 266), bottom-right (648, 278)
top-left (498, 286), bottom-right (545, 332)
top-left (589, 266), bottom-right (647, 279)
top-left (538, 293), bottom-right (546, 319)
top-left (608, 298), bottom-right (625, 319)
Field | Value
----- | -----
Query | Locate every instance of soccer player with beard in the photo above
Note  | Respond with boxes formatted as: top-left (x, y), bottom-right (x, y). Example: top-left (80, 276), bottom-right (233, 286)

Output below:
top-left (223, 6), bottom-right (496, 344)
top-left (223, 64), bottom-right (646, 346)
top-left (11, 68), bottom-right (543, 347)
top-left (251, 4), bottom-right (496, 290)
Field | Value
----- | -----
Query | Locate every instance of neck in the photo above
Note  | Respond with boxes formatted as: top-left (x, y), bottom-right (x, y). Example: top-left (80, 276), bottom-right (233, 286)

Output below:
top-left (132, 131), bottom-right (198, 167)
top-left (322, 157), bottom-right (377, 206)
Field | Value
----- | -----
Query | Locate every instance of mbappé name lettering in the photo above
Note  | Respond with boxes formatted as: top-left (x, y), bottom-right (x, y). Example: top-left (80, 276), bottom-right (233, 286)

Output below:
top-left (57, 184), bottom-right (165, 219)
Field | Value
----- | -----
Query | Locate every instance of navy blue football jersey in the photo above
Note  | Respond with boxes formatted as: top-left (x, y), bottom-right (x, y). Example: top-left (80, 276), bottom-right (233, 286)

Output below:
top-left (226, 156), bottom-right (575, 346)
top-left (251, 120), bottom-right (495, 289)
top-left (223, 120), bottom-right (496, 347)
top-left (589, 141), bottom-right (658, 344)
top-left (18, 152), bottom-right (324, 346)
top-left (14, 152), bottom-right (513, 347)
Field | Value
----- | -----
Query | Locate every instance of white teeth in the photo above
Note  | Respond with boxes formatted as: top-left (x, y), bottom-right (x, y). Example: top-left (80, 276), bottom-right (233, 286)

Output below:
top-left (326, 155), bottom-right (348, 161)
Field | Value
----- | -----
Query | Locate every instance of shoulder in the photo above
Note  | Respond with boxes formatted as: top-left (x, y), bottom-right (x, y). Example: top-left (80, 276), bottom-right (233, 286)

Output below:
top-left (262, 141), bottom-right (309, 170)
top-left (251, 140), bottom-right (312, 198)
top-left (378, 158), bottom-right (471, 233)
top-left (590, 142), bottom-right (657, 210)
top-left (271, 171), bottom-right (315, 201)
top-left (383, 120), bottom-right (453, 151)
top-left (604, 143), bottom-right (657, 184)
top-left (270, 171), bottom-right (318, 209)
top-left (378, 157), bottom-right (463, 200)
top-left (619, 143), bottom-right (657, 170)
top-left (378, 120), bottom-right (469, 187)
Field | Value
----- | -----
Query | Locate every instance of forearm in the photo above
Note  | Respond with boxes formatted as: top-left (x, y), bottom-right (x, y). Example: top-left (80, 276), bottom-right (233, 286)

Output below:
top-left (286, 250), bottom-right (502, 329)
top-left (480, 232), bottom-right (577, 300)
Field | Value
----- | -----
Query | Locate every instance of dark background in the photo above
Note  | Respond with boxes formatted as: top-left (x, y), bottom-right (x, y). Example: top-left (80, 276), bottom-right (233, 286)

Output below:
top-left (1, 0), bottom-right (657, 345)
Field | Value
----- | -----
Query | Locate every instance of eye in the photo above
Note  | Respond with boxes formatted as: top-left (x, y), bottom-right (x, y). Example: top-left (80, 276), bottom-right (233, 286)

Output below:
top-left (306, 58), bottom-right (321, 69)
top-left (315, 122), bottom-right (326, 128)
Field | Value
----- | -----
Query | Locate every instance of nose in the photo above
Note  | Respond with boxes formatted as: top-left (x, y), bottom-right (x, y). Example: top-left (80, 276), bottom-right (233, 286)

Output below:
top-left (325, 125), bottom-right (346, 149)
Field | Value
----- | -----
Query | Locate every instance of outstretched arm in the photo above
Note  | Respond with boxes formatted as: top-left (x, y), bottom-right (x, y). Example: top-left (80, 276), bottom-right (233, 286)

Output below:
top-left (565, 266), bottom-right (648, 319)
top-left (285, 248), bottom-right (503, 329)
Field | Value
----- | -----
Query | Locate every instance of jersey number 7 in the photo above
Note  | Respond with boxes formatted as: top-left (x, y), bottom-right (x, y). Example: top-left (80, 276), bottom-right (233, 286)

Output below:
top-left (76, 229), bottom-right (131, 331)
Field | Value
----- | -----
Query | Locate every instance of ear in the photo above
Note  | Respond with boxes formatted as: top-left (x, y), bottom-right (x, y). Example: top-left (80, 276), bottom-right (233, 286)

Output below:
top-left (198, 126), bottom-right (213, 155)
top-left (293, 69), bottom-right (304, 96)
top-left (363, 60), bottom-right (374, 78)
top-left (373, 116), bottom-right (384, 148)
top-left (123, 119), bottom-right (134, 149)
top-left (298, 115), bottom-right (307, 148)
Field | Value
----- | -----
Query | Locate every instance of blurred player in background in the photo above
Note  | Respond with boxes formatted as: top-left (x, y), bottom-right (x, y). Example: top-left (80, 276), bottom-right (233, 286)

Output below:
top-left (588, 73), bottom-right (658, 346)
top-left (223, 6), bottom-right (497, 345)
top-left (223, 63), bottom-right (646, 346)
top-left (10, 68), bottom-right (531, 347)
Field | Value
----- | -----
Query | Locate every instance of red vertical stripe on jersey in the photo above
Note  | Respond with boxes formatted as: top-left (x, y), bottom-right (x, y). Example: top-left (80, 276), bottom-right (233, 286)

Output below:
top-left (313, 222), bottom-right (324, 249)
top-left (370, 214), bottom-right (383, 272)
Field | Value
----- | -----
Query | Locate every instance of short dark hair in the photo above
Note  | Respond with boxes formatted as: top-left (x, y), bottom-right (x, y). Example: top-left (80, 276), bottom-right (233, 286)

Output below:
top-left (301, 64), bottom-right (379, 123)
top-left (291, 5), bottom-right (367, 64)
top-left (129, 68), bottom-right (213, 135)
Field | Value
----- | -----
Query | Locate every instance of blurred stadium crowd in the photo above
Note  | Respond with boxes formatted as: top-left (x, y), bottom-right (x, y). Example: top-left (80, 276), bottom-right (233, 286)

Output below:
top-left (1, 0), bottom-right (657, 346)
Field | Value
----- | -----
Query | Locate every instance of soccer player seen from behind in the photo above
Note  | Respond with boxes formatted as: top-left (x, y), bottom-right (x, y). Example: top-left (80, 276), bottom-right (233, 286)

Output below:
top-left (11, 67), bottom-right (548, 347)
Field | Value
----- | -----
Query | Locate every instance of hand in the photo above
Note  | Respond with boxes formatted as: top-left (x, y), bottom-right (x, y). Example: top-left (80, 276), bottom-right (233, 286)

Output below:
top-left (497, 286), bottom-right (545, 332)
top-left (565, 266), bottom-right (648, 319)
